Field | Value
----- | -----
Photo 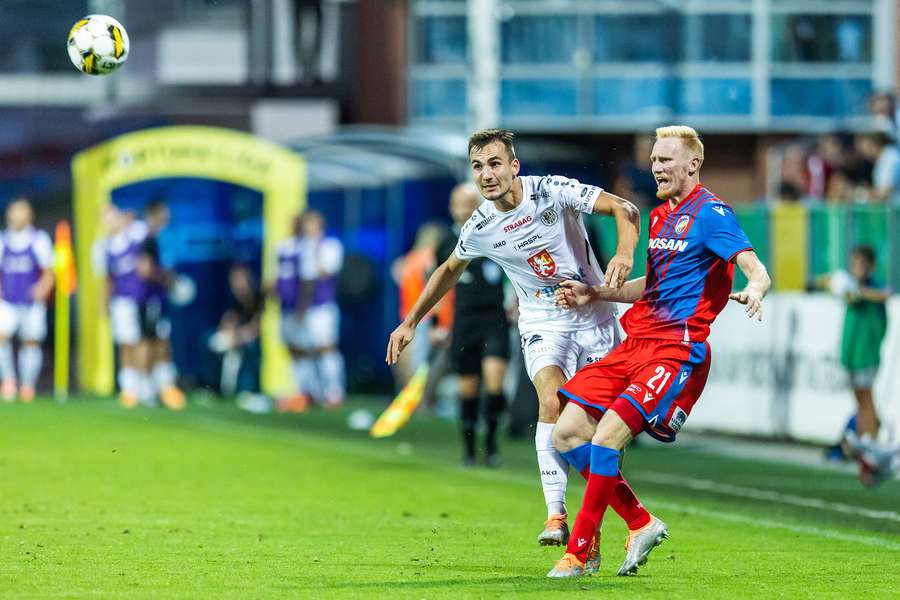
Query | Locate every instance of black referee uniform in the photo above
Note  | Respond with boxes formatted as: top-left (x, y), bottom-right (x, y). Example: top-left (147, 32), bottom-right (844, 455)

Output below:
top-left (437, 226), bottom-right (509, 464)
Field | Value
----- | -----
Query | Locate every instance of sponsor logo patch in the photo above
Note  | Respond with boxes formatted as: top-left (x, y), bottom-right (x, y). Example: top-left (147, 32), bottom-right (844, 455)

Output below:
top-left (527, 249), bottom-right (557, 278)
top-left (648, 238), bottom-right (689, 252)
top-left (475, 214), bottom-right (497, 230)
top-left (540, 209), bottom-right (558, 226)
top-left (514, 234), bottom-right (542, 251)
top-left (668, 407), bottom-right (688, 433)
top-left (504, 215), bottom-right (532, 233)
top-left (492, 240), bottom-right (506, 249)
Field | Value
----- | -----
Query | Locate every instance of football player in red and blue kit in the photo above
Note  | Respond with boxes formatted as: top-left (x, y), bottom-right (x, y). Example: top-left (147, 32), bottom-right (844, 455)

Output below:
top-left (546, 126), bottom-right (771, 578)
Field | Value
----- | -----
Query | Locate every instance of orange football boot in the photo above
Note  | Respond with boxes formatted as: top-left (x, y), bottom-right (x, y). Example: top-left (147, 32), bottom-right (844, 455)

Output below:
top-left (160, 385), bottom-right (186, 411)
top-left (19, 385), bottom-right (35, 403)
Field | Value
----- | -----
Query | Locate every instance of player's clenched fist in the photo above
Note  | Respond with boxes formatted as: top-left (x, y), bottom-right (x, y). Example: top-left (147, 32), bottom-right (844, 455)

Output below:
top-left (386, 323), bottom-right (416, 364)
top-left (605, 253), bottom-right (633, 288)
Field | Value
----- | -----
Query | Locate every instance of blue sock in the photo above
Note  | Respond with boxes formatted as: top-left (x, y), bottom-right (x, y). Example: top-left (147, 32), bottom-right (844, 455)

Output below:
top-left (560, 442), bottom-right (592, 473)
top-left (589, 444), bottom-right (621, 476)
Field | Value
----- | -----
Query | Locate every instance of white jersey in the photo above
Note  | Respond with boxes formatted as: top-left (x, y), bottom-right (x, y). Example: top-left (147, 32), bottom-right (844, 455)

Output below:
top-left (454, 175), bottom-right (617, 336)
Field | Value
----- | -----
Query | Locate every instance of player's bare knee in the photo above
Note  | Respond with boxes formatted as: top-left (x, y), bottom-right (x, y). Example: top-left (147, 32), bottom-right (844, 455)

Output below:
top-left (551, 423), bottom-right (580, 453)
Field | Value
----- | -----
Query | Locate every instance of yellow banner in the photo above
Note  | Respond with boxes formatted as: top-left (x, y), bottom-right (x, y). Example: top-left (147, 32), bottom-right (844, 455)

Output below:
top-left (771, 202), bottom-right (808, 291)
top-left (72, 126), bottom-right (305, 396)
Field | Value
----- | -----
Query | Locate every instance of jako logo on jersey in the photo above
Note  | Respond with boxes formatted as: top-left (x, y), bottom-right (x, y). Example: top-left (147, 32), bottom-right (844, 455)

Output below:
top-left (648, 238), bottom-right (689, 252)
top-left (674, 215), bottom-right (691, 235)
top-left (540, 209), bottom-right (558, 226)
top-left (527, 249), bottom-right (557, 278)
top-left (492, 240), bottom-right (506, 249)
top-left (504, 215), bottom-right (532, 233)
top-left (514, 234), bottom-right (542, 251)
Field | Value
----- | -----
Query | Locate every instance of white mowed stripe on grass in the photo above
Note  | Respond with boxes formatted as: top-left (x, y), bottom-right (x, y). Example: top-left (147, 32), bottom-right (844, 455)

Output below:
top-left (646, 498), bottom-right (900, 551)
top-left (634, 472), bottom-right (900, 524)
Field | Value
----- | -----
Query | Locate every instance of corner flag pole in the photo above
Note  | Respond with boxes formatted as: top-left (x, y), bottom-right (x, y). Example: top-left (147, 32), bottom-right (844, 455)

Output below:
top-left (53, 221), bottom-right (77, 402)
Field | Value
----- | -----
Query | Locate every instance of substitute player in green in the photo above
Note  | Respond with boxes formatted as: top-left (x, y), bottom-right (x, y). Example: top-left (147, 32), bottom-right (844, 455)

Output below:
top-left (820, 245), bottom-right (895, 486)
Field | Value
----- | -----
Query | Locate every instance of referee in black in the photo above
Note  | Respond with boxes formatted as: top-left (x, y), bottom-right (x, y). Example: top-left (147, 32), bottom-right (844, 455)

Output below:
top-left (436, 183), bottom-right (510, 467)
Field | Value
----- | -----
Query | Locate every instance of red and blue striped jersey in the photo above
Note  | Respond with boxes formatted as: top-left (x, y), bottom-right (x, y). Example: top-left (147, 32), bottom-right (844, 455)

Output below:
top-left (620, 184), bottom-right (753, 343)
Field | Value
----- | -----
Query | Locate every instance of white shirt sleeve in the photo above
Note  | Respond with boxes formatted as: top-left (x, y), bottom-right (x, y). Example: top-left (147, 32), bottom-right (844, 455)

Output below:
top-left (318, 238), bottom-right (344, 276)
top-left (453, 215), bottom-right (481, 261)
top-left (874, 146), bottom-right (900, 192)
top-left (547, 175), bottom-right (603, 214)
top-left (33, 231), bottom-right (54, 269)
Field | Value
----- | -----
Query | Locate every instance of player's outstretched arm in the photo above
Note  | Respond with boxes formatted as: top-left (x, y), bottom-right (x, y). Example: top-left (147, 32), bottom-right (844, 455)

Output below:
top-left (386, 254), bottom-right (469, 365)
top-left (729, 251), bottom-right (771, 321)
top-left (591, 191), bottom-right (640, 288)
top-left (555, 276), bottom-right (646, 309)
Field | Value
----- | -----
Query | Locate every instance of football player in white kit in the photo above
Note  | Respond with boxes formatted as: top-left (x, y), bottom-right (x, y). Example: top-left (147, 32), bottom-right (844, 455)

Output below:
top-left (0, 198), bottom-right (54, 403)
top-left (387, 129), bottom-right (651, 548)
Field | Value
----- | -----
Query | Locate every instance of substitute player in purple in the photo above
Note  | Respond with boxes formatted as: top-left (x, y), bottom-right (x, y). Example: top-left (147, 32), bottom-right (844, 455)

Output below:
top-left (0, 198), bottom-right (54, 403)
top-left (93, 206), bottom-right (150, 408)
top-left (276, 210), bottom-right (344, 410)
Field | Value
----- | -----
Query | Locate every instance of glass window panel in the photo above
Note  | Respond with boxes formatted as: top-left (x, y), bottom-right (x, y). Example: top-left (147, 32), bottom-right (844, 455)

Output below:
top-left (411, 79), bottom-right (467, 117)
top-left (501, 16), bottom-right (578, 64)
top-left (770, 14), bottom-right (872, 63)
top-left (770, 78), bottom-right (872, 116)
top-left (501, 79), bottom-right (578, 116)
top-left (593, 78), bottom-right (674, 116)
top-left (678, 79), bottom-right (752, 115)
top-left (682, 14), bottom-right (752, 62)
top-left (594, 15), bottom-right (675, 62)
top-left (415, 16), bottom-right (467, 65)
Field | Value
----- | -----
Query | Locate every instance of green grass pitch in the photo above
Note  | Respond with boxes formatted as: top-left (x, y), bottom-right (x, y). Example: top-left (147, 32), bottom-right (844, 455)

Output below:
top-left (1, 398), bottom-right (898, 598)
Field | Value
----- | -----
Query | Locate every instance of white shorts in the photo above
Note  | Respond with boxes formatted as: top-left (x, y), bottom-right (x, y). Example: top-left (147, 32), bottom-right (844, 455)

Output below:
top-left (110, 297), bottom-right (140, 346)
top-left (0, 301), bottom-right (47, 341)
top-left (848, 367), bottom-right (878, 389)
top-left (280, 303), bottom-right (340, 351)
top-left (520, 318), bottom-right (622, 381)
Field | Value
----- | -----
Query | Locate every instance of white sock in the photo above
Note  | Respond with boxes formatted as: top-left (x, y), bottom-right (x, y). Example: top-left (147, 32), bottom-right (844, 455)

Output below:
top-left (18, 345), bottom-right (42, 387)
top-left (118, 367), bottom-right (140, 395)
top-left (139, 372), bottom-right (156, 404)
top-left (153, 361), bottom-right (177, 390)
top-left (318, 350), bottom-right (345, 400)
top-left (0, 342), bottom-right (15, 382)
top-left (291, 357), bottom-right (319, 398)
top-left (536, 421), bottom-right (569, 517)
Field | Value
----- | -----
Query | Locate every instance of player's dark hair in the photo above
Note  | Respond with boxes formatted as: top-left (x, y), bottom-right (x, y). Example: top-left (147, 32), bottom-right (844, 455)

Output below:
top-left (468, 129), bottom-right (517, 161)
top-left (851, 245), bottom-right (876, 267)
top-left (145, 198), bottom-right (167, 215)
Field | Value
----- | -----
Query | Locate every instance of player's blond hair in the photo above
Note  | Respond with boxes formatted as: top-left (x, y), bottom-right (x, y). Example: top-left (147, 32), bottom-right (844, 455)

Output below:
top-left (655, 125), bottom-right (704, 162)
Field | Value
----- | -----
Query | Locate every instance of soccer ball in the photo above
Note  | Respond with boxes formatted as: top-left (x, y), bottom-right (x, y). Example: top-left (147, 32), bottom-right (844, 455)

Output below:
top-left (67, 15), bottom-right (129, 75)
